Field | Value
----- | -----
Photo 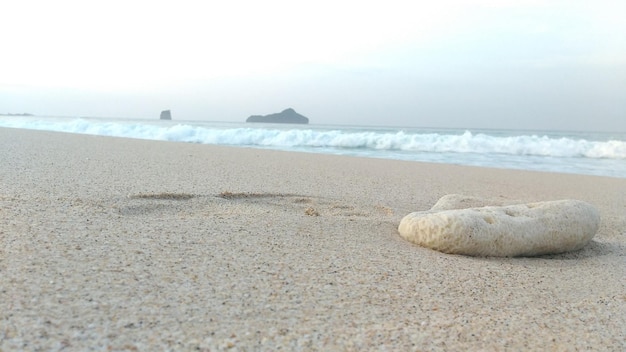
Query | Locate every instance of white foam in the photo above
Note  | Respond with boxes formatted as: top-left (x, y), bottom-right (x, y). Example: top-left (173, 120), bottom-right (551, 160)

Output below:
top-left (1, 116), bottom-right (625, 177)
top-left (1, 117), bottom-right (624, 158)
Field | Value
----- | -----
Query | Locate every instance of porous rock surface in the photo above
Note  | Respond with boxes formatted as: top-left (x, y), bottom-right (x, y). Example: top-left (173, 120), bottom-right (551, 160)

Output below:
top-left (398, 199), bottom-right (600, 257)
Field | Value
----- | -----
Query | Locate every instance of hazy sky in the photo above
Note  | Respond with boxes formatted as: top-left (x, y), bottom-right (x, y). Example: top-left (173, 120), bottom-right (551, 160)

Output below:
top-left (2, 0), bottom-right (625, 131)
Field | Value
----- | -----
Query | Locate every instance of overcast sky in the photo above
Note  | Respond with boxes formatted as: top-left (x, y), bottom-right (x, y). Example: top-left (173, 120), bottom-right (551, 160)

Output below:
top-left (2, 0), bottom-right (625, 131)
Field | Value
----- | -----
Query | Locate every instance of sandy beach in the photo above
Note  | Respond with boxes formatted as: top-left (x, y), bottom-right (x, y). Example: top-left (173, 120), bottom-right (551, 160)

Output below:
top-left (1, 127), bottom-right (624, 350)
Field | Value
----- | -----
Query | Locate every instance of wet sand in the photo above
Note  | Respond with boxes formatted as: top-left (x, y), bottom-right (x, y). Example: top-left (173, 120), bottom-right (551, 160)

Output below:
top-left (1, 127), bottom-right (624, 350)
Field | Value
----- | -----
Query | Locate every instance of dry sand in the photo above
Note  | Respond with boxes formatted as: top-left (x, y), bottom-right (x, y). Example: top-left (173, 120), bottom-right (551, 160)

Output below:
top-left (1, 127), bottom-right (625, 351)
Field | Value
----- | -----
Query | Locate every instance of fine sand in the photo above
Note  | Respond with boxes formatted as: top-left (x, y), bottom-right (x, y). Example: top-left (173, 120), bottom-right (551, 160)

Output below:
top-left (1, 127), bottom-right (625, 351)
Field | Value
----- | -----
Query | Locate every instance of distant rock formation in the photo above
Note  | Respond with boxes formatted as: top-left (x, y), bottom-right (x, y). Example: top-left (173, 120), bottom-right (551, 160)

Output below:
top-left (398, 197), bottom-right (600, 257)
top-left (2, 113), bottom-right (34, 116)
top-left (160, 110), bottom-right (172, 120)
top-left (246, 108), bottom-right (308, 124)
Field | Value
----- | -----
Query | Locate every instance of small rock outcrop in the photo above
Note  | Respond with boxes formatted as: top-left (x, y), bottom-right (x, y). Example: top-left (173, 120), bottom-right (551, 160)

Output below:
top-left (160, 110), bottom-right (172, 120)
top-left (2, 112), bottom-right (34, 116)
top-left (246, 108), bottom-right (308, 124)
top-left (398, 197), bottom-right (600, 257)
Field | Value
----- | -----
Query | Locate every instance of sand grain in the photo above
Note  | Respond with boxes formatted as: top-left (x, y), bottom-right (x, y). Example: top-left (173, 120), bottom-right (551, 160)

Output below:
top-left (1, 128), bottom-right (624, 350)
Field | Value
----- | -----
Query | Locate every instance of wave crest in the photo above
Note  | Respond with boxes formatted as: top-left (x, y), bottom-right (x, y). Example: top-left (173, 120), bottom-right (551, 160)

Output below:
top-left (1, 117), bottom-right (624, 160)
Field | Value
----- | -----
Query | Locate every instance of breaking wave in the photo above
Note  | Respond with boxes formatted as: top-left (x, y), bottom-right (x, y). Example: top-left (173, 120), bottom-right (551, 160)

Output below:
top-left (1, 116), bottom-right (622, 160)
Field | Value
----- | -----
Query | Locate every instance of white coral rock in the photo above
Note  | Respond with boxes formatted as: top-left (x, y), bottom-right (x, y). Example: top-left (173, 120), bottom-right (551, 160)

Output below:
top-left (398, 199), bottom-right (600, 257)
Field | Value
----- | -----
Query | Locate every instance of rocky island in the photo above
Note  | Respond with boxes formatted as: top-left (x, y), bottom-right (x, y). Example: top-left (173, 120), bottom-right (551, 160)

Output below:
top-left (246, 108), bottom-right (308, 124)
top-left (160, 110), bottom-right (172, 120)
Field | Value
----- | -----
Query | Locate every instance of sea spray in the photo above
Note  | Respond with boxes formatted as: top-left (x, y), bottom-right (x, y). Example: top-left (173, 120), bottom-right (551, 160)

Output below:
top-left (1, 115), bottom-right (624, 178)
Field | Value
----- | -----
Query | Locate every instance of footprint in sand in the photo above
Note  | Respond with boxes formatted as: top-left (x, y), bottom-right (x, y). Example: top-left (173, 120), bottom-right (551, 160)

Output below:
top-left (118, 191), bottom-right (394, 219)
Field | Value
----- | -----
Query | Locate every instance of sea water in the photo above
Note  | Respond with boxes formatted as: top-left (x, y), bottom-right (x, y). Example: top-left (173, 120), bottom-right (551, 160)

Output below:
top-left (1, 115), bottom-right (625, 178)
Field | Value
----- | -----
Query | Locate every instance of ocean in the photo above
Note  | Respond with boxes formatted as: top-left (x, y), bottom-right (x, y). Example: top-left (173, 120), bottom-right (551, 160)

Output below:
top-left (1, 115), bottom-right (625, 178)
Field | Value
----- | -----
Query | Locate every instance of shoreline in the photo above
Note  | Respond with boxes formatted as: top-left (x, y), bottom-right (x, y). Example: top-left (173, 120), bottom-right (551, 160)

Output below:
top-left (1, 128), bottom-right (625, 350)
top-left (0, 118), bottom-right (624, 179)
